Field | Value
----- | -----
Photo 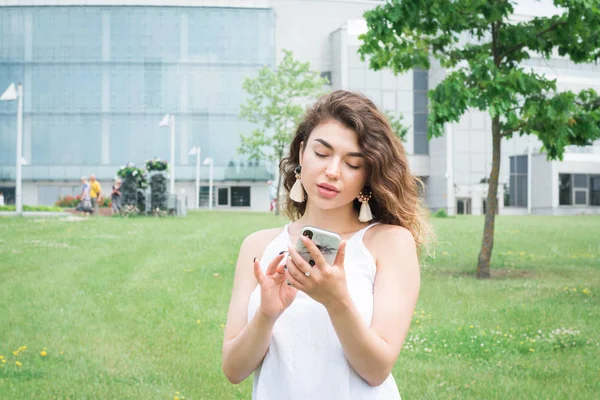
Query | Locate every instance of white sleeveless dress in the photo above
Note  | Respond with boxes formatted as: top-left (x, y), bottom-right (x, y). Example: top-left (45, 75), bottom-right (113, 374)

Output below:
top-left (247, 223), bottom-right (402, 400)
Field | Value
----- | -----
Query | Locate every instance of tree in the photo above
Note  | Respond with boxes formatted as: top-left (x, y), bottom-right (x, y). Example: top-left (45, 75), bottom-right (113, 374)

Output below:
top-left (359, 0), bottom-right (600, 278)
top-left (384, 110), bottom-right (410, 142)
top-left (239, 49), bottom-right (329, 213)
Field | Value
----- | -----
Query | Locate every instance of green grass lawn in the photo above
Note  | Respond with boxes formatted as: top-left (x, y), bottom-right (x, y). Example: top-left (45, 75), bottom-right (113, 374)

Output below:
top-left (0, 212), bottom-right (598, 399)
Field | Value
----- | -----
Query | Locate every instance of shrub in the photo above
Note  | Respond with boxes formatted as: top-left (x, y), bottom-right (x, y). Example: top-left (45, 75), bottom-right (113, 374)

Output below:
top-left (432, 208), bottom-right (448, 218)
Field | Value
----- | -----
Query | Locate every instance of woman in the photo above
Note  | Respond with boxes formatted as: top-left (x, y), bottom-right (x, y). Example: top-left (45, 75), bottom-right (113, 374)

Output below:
top-left (111, 178), bottom-right (122, 214)
top-left (222, 90), bottom-right (432, 399)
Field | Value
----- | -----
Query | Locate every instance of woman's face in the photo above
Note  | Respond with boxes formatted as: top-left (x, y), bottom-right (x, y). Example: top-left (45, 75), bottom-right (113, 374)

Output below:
top-left (299, 120), bottom-right (368, 211)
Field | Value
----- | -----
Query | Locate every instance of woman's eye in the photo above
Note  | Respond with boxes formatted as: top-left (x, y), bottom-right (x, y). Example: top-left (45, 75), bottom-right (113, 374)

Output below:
top-left (346, 164), bottom-right (360, 170)
top-left (315, 152), bottom-right (327, 158)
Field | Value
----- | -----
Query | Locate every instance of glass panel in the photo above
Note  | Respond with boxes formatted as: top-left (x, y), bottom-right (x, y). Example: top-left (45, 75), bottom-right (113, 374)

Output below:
top-left (574, 174), bottom-right (588, 188)
top-left (414, 113), bottom-right (428, 133)
top-left (231, 186), bottom-right (250, 207)
top-left (414, 132), bottom-right (429, 155)
top-left (516, 175), bottom-right (527, 207)
top-left (574, 190), bottom-right (587, 205)
top-left (31, 115), bottom-right (102, 165)
top-left (559, 174), bottom-right (572, 205)
top-left (413, 92), bottom-right (428, 113)
top-left (456, 200), bottom-right (464, 214)
top-left (590, 176), bottom-right (600, 206)
top-left (0, 10), bottom-right (25, 61)
top-left (508, 175), bottom-right (516, 206)
top-left (413, 69), bottom-right (428, 91)
top-left (218, 187), bottom-right (228, 206)
top-left (33, 8), bottom-right (103, 61)
top-left (509, 156), bottom-right (516, 175)
top-left (516, 155), bottom-right (528, 174)
top-left (198, 186), bottom-right (215, 208)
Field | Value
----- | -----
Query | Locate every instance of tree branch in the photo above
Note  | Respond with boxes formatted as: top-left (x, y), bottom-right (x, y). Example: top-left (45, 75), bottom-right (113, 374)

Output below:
top-left (501, 121), bottom-right (528, 137)
top-left (499, 20), bottom-right (567, 61)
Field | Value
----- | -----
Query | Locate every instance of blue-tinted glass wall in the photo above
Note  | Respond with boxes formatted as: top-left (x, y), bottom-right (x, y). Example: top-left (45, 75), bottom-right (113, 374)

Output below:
top-left (0, 6), bottom-right (274, 178)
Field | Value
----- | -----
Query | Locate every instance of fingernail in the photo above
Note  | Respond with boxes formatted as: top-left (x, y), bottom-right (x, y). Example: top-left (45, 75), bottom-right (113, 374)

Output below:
top-left (279, 251), bottom-right (286, 255)
top-left (253, 257), bottom-right (257, 263)
top-left (284, 265), bottom-right (287, 270)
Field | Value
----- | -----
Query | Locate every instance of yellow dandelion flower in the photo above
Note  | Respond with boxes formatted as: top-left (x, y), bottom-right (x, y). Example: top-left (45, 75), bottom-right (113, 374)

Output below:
top-left (174, 397), bottom-right (180, 400)
top-left (582, 289), bottom-right (590, 294)
top-left (220, 324), bottom-right (225, 329)
top-left (15, 361), bottom-right (22, 366)
top-left (415, 320), bottom-right (419, 323)
top-left (40, 351), bottom-right (47, 357)
top-left (470, 325), bottom-right (474, 329)
top-left (59, 351), bottom-right (64, 355)
top-left (529, 348), bottom-right (535, 352)
top-left (1, 359), bottom-right (6, 363)
top-left (196, 319), bottom-right (201, 324)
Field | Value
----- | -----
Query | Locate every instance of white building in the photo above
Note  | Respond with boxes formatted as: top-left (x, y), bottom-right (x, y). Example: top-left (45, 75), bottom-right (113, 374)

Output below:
top-left (1, 0), bottom-right (598, 214)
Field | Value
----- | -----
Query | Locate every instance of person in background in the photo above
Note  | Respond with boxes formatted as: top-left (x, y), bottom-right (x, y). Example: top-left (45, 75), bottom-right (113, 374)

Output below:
top-left (0, 192), bottom-right (4, 207)
top-left (267, 180), bottom-right (277, 212)
top-left (89, 174), bottom-right (102, 215)
top-left (111, 178), bottom-right (122, 214)
top-left (77, 177), bottom-right (92, 216)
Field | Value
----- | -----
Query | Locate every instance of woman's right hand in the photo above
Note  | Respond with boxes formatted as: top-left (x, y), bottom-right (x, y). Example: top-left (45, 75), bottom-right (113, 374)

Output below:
top-left (254, 253), bottom-right (297, 320)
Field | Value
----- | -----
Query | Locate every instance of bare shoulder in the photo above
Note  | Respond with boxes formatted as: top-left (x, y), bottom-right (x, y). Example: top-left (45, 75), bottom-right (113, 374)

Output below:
top-left (363, 224), bottom-right (417, 264)
top-left (239, 226), bottom-right (285, 258)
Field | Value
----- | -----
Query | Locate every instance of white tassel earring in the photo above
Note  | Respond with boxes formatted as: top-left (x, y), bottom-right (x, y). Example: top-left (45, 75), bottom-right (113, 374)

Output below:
top-left (358, 187), bottom-right (374, 222)
top-left (289, 165), bottom-right (305, 203)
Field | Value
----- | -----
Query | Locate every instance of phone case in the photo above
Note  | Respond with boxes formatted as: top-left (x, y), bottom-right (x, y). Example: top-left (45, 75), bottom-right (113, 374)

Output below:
top-left (295, 225), bottom-right (342, 265)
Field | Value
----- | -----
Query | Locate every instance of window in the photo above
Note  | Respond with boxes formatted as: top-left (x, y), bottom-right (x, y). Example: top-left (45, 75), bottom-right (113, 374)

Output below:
top-left (198, 186), bottom-right (215, 208)
top-left (559, 173), bottom-right (599, 206)
top-left (413, 69), bottom-right (429, 155)
top-left (559, 174), bottom-right (572, 205)
top-left (217, 187), bottom-right (229, 206)
top-left (591, 175), bottom-right (600, 206)
top-left (456, 198), bottom-right (471, 215)
top-left (230, 186), bottom-right (250, 207)
top-left (508, 155), bottom-right (528, 207)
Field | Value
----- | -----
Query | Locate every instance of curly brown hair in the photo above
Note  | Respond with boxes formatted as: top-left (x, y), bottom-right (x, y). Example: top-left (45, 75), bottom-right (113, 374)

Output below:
top-left (280, 90), bottom-right (432, 249)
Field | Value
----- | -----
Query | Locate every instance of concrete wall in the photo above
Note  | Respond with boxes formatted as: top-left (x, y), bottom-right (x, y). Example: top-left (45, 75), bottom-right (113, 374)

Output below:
top-left (269, 0), bottom-right (379, 70)
top-left (530, 153), bottom-right (553, 210)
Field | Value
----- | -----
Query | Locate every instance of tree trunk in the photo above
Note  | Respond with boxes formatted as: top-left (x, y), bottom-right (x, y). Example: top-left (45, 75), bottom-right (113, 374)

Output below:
top-left (476, 116), bottom-right (502, 279)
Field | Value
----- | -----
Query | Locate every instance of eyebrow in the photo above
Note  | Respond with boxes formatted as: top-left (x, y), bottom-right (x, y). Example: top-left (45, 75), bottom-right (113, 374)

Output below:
top-left (313, 138), bottom-right (364, 157)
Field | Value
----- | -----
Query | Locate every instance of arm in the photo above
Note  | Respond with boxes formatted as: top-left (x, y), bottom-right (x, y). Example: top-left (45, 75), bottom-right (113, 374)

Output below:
top-left (222, 229), bottom-right (289, 384)
top-left (327, 226), bottom-right (420, 386)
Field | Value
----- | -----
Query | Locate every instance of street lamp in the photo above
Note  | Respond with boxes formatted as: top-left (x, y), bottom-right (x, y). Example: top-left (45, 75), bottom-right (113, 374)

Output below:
top-left (1, 83), bottom-right (24, 216)
top-left (188, 146), bottom-right (201, 210)
top-left (203, 157), bottom-right (213, 210)
top-left (159, 113), bottom-right (176, 195)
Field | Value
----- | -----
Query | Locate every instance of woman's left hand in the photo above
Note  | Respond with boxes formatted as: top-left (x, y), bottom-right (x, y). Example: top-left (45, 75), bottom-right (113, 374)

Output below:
top-left (286, 236), bottom-right (350, 310)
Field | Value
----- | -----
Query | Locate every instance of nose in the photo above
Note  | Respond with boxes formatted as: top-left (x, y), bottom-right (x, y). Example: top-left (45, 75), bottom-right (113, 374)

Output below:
top-left (325, 158), bottom-right (341, 180)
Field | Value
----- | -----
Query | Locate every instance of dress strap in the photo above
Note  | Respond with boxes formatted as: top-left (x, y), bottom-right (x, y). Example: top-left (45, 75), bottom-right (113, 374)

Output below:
top-left (350, 222), bottom-right (380, 243)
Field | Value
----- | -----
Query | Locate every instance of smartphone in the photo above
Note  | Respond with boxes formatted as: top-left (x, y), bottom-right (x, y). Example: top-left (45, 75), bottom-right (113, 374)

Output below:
top-left (295, 225), bottom-right (342, 266)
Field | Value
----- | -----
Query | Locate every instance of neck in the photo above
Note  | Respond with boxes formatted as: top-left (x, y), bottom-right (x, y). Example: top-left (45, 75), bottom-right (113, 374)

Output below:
top-left (296, 200), bottom-right (364, 235)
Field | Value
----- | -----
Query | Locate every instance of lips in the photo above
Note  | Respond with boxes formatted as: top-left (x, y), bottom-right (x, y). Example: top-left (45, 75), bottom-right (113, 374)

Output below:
top-left (316, 183), bottom-right (340, 199)
top-left (317, 183), bottom-right (339, 193)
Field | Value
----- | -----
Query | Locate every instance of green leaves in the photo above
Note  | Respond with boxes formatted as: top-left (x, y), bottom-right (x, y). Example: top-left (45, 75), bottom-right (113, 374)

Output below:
top-left (384, 110), bottom-right (410, 142)
top-left (238, 50), bottom-right (328, 162)
top-left (359, 0), bottom-right (600, 158)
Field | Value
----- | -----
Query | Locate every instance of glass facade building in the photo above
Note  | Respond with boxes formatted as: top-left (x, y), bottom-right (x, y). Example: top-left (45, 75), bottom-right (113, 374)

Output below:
top-left (0, 6), bottom-right (275, 187)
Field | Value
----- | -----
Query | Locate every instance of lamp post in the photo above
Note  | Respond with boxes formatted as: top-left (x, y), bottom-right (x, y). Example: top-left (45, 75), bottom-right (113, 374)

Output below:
top-left (1, 83), bottom-right (23, 216)
top-left (159, 114), bottom-right (176, 195)
top-left (203, 157), bottom-right (213, 210)
top-left (188, 146), bottom-right (201, 210)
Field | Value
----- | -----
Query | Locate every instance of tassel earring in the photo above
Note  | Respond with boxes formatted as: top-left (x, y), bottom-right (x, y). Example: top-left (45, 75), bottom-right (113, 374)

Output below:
top-left (357, 187), bottom-right (373, 222)
top-left (289, 165), bottom-right (305, 203)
